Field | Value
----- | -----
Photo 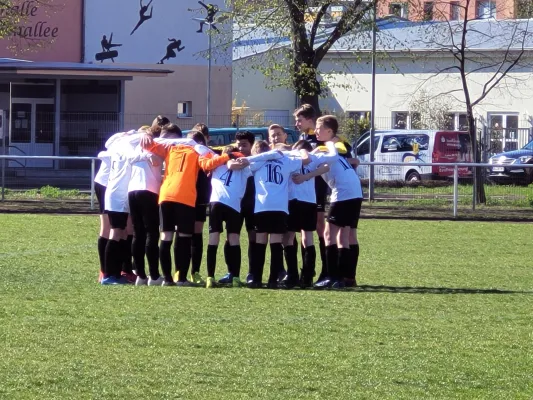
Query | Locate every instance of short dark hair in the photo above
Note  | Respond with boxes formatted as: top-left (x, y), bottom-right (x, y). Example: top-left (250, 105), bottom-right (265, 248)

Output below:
top-left (316, 115), bottom-right (339, 135)
top-left (293, 139), bottom-right (313, 152)
top-left (192, 122), bottom-right (209, 138)
top-left (161, 123), bottom-right (182, 138)
top-left (156, 115), bottom-right (170, 127)
top-left (235, 130), bottom-right (255, 146)
top-left (188, 130), bottom-right (206, 145)
top-left (293, 104), bottom-right (316, 121)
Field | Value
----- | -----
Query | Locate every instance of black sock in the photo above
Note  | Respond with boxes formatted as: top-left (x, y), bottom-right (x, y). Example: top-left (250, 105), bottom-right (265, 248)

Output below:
top-left (132, 233), bottom-right (147, 279)
top-left (325, 244), bottom-right (339, 281)
top-left (318, 236), bottom-right (327, 280)
top-left (146, 232), bottom-right (160, 280)
top-left (247, 241), bottom-right (256, 275)
top-left (224, 240), bottom-right (231, 273)
top-left (104, 239), bottom-right (121, 279)
top-left (302, 245), bottom-right (316, 283)
top-left (207, 244), bottom-right (218, 278)
top-left (338, 248), bottom-right (351, 281)
top-left (269, 243), bottom-right (284, 283)
top-left (159, 240), bottom-right (173, 282)
top-left (191, 233), bottom-right (203, 275)
top-left (252, 243), bottom-right (267, 283)
top-left (176, 236), bottom-right (192, 282)
top-left (97, 236), bottom-right (108, 274)
top-left (283, 244), bottom-right (299, 282)
top-left (228, 245), bottom-right (241, 277)
top-left (121, 235), bottom-right (133, 274)
top-left (349, 244), bottom-right (360, 281)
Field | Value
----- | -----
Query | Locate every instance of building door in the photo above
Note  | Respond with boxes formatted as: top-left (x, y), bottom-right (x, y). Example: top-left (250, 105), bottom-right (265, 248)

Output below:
top-left (10, 98), bottom-right (55, 168)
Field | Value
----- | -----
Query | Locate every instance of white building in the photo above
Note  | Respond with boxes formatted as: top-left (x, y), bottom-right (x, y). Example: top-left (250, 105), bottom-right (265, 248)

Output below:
top-left (233, 18), bottom-right (533, 151)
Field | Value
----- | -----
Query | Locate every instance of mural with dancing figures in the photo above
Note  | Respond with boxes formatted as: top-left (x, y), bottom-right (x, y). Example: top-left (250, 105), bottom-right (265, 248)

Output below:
top-left (84, 0), bottom-right (229, 65)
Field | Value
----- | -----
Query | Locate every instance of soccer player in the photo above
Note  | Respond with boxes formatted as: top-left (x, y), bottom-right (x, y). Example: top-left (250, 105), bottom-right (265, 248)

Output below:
top-left (185, 129), bottom-right (212, 285)
top-left (268, 124), bottom-right (292, 151)
top-left (299, 115), bottom-right (363, 289)
top-left (140, 134), bottom-right (231, 286)
top-left (127, 123), bottom-right (187, 286)
top-left (101, 130), bottom-right (141, 285)
top-left (293, 104), bottom-right (329, 282)
top-left (284, 140), bottom-right (333, 288)
top-left (217, 131), bottom-right (256, 285)
top-left (247, 140), bottom-right (303, 289)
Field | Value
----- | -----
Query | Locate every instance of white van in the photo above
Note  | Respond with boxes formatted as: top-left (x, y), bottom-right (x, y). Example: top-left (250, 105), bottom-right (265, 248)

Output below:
top-left (355, 130), bottom-right (473, 181)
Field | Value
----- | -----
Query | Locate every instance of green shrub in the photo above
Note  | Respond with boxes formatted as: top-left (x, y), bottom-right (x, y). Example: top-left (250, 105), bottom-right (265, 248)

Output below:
top-left (40, 185), bottom-right (62, 198)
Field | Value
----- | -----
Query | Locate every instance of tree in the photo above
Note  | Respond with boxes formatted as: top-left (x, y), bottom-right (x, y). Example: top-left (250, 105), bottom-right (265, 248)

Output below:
top-left (408, 90), bottom-right (453, 130)
top-left (409, 0), bottom-right (533, 203)
top-left (516, 0), bottom-right (533, 19)
top-left (228, 0), bottom-right (374, 115)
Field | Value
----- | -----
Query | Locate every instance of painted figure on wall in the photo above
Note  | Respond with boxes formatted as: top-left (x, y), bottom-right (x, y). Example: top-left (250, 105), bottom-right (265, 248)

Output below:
top-left (131, 0), bottom-right (153, 35)
top-left (196, 1), bottom-right (219, 33)
top-left (96, 33), bottom-right (122, 62)
top-left (157, 38), bottom-right (185, 64)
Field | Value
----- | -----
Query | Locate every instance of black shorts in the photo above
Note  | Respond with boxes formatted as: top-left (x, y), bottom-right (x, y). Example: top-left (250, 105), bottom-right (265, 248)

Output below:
top-left (195, 204), bottom-right (208, 222)
top-left (160, 201), bottom-right (196, 234)
top-left (315, 177), bottom-right (328, 213)
top-left (327, 198), bottom-right (362, 228)
top-left (108, 211), bottom-right (128, 230)
top-left (94, 182), bottom-right (106, 214)
top-left (241, 205), bottom-right (255, 232)
top-left (288, 199), bottom-right (317, 232)
top-left (209, 202), bottom-right (243, 234)
top-left (254, 211), bottom-right (288, 234)
top-left (128, 190), bottom-right (160, 234)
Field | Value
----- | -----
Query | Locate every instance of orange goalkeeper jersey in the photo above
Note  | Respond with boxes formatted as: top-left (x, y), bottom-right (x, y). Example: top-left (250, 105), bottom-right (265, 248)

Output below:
top-left (147, 143), bottom-right (229, 207)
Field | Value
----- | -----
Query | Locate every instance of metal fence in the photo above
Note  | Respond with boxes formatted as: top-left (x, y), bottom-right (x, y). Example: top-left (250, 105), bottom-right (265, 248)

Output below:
top-left (1, 155), bottom-right (533, 220)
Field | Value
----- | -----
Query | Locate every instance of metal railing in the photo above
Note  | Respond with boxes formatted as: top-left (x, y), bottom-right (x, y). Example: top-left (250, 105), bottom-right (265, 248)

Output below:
top-left (0, 155), bottom-right (98, 210)
top-left (1, 155), bottom-right (533, 218)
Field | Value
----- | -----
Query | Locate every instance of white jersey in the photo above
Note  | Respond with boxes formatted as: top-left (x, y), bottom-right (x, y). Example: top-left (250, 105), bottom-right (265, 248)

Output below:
top-left (94, 151), bottom-right (111, 187)
top-left (104, 139), bottom-right (137, 213)
top-left (127, 147), bottom-right (163, 195)
top-left (251, 155), bottom-right (302, 214)
top-left (210, 164), bottom-right (252, 212)
top-left (289, 157), bottom-right (320, 203)
top-left (126, 138), bottom-right (196, 195)
top-left (314, 152), bottom-right (363, 202)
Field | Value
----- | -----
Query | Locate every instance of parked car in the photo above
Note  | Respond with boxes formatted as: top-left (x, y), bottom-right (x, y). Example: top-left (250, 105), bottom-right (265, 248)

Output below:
top-left (183, 127), bottom-right (300, 147)
top-left (355, 129), bottom-right (473, 181)
top-left (488, 140), bottom-right (533, 184)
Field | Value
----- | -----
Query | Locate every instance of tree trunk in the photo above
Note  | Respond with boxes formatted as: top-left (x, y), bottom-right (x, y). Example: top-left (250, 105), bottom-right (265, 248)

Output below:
top-left (467, 109), bottom-right (486, 204)
top-left (299, 92), bottom-right (321, 116)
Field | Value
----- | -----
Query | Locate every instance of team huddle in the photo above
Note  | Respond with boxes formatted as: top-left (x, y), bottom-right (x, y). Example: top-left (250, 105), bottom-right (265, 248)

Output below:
top-left (94, 104), bottom-right (363, 289)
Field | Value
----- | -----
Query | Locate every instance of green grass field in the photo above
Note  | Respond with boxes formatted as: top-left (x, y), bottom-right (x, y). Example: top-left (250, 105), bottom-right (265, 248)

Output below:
top-left (0, 214), bottom-right (531, 399)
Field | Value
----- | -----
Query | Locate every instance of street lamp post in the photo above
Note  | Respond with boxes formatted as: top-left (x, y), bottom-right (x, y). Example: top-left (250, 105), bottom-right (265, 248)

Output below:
top-left (193, 17), bottom-right (213, 126)
top-left (369, 0), bottom-right (377, 200)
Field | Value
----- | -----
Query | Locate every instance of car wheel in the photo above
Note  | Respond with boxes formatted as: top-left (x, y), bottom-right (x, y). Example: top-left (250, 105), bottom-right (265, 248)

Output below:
top-left (406, 171), bottom-right (421, 182)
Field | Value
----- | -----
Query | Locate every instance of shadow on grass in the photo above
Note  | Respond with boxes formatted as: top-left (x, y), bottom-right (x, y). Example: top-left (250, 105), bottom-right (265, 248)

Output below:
top-left (353, 284), bottom-right (532, 295)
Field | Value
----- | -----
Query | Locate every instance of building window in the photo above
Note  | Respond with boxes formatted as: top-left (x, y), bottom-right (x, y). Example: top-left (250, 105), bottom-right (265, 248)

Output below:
top-left (177, 101), bottom-right (192, 118)
top-left (450, 1), bottom-right (461, 20)
top-left (444, 112), bottom-right (468, 130)
top-left (477, 1), bottom-right (496, 19)
top-left (389, 3), bottom-right (409, 18)
top-left (423, 2), bottom-right (434, 20)
top-left (392, 111), bottom-right (421, 129)
top-left (488, 113), bottom-right (519, 152)
top-left (348, 111), bottom-right (371, 121)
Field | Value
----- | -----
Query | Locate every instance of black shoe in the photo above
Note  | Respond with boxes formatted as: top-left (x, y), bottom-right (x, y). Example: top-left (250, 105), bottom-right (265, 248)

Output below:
top-left (331, 280), bottom-right (346, 290)
top-left (343, 278), bottom-right (357, 288)
top-left (279, 278), bottom-right (297, 289)
top-left (299, 278), bottom-right (313, 289)
top-left (266, 281), bottom-right (279, 289)
top-left (247, 281), bottom-right (262, 289)
top-left (314, 278), bottom-right (332, 289)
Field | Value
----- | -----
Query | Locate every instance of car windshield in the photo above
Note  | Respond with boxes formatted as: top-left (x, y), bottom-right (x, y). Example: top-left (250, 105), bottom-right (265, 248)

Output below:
top-left (523, 140), bottom-right (533, 151)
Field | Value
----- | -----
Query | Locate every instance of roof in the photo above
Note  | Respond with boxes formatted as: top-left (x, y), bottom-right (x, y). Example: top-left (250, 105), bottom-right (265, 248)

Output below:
top-left (234, 18), bottom-right (533, 60)
top-left (0, 59), bottom-right (173, 78)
